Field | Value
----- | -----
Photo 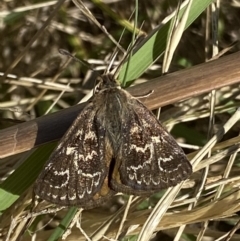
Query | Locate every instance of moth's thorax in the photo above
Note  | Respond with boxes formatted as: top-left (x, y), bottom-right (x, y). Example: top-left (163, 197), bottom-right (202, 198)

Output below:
top-left (94, 77), bottom-right (130, 149)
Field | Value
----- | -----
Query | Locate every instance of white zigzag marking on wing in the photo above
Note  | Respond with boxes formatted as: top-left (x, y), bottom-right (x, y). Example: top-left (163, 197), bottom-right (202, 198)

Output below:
top-left (127, 135), bottom-right (179, 185)
top-left (85, 131), bottom-right (97, 140)
top-left (66, 147), bottom-right (76, 155)
top-left (49, 170), bottom-right (70, 189)
top-left (78, 151), bottom-right (98, 161)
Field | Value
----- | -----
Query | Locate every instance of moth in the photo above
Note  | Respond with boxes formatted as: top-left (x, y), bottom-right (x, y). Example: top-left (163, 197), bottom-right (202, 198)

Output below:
top-left (34, 74), bottom-right (192, 209)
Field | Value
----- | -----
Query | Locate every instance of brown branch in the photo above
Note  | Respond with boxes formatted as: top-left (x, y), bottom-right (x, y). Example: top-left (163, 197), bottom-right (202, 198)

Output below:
top-left (1, 51), bottom-right (240, 158)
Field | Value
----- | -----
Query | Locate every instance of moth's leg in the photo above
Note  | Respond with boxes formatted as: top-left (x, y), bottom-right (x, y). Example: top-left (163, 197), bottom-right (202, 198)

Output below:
top-left (133, 90), bottom-right (154, 99)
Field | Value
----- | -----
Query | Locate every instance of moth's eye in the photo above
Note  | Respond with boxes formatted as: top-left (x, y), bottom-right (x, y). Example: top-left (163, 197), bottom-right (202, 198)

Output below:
top-left (95, 86), bottom-right (100, 93)
top-left (94, 76), bottom-right (104, 93)
top-left (94, 83), bottom-right (102, 93)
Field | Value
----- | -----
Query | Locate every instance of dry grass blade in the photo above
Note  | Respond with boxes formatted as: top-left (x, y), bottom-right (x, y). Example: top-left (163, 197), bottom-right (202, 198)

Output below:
top-left (0, 0), bottom-right (66, 83)
top-left (162, 0), bottom-right (193, 73)
top-left (137, 185), bottom-right (183, 241)
top-left (192, 108), bottom-right (240, 169)
top-left (115, 195), bottom-right (133, 240)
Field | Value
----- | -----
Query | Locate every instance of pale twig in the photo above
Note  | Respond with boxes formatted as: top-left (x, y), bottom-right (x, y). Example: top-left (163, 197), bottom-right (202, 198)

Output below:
top-left (115, 195), bottom-right (133, 240)
top-left (62, 208), bottom-right (83, 240)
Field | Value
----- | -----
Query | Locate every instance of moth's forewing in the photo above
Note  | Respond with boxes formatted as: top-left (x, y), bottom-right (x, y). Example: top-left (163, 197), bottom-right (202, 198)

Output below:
top-left (34, 102), bottom-right (115, 208)
top-left (110, 90), bottom-right (192, 195)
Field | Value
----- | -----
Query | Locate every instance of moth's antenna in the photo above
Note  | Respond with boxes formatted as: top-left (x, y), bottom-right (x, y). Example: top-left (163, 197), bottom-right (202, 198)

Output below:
top-left (58, 49), bottom-right (102, 93)
top-left (58, 49), bottom-right (98, 73)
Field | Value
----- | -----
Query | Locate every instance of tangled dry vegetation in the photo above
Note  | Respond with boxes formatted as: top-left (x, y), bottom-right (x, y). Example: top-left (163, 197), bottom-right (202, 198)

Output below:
top-left (1, 0), bottom-right (240, 241)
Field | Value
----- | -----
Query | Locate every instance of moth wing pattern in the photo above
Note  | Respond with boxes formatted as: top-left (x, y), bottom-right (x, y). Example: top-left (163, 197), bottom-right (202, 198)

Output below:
top-left (34, 74), bottom-right (192, 208)
top-left (111, 92), bottom-right (192, 195)
top-left (34, 102), bottom-right (114, 209)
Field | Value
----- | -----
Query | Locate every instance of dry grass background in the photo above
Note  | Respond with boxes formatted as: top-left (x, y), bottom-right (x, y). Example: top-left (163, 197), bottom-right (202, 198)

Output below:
top-left (1, 0), bottom-right (240, 241)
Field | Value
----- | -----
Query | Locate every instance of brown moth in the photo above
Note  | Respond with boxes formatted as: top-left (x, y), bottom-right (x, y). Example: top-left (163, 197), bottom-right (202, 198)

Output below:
top-left (34, 74), bottom-right (192, 209)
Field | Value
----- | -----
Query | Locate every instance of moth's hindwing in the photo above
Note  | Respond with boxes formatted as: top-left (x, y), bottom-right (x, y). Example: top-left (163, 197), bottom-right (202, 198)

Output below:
top-left (110, 92), bottom-right (192, 195)
top-left (34, 103), bottom-right (115, 209)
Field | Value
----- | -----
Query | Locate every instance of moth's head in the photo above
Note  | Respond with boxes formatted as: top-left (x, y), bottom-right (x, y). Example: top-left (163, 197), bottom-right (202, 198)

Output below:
top-left (94, 74), bottom-right (121, 93)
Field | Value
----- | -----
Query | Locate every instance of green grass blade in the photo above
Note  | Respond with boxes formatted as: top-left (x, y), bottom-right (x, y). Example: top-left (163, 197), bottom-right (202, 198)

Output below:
top-left (47, 207), bottom-right (78, 241)
top-left (118, 0), bottom-right (214, 85)
top-left (0, 143), bottom-right (56, 212)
